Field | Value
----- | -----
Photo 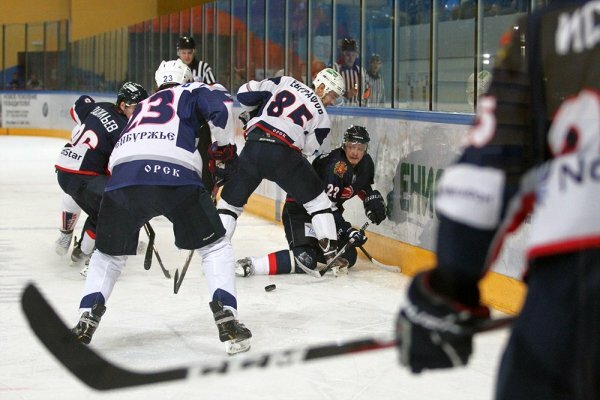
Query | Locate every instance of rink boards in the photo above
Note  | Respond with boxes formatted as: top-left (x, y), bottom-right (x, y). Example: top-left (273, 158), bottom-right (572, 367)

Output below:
top-left (0, 91), bottom-right (526, 314)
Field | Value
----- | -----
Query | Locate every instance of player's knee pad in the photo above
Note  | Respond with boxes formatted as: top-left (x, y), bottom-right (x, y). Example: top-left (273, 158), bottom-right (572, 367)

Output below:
top-left (84, 251), bottom-right (127, 301)
top-left (303, 192), bottom-right (332, 215)
top-left (196, 235), bottom-right (230, 257)
top-left (216, 198), bottom-right (243, 239)
top-left (292, 246), bottom-right (318, 272)
top-left (310, 212), bottom-right (337, 240)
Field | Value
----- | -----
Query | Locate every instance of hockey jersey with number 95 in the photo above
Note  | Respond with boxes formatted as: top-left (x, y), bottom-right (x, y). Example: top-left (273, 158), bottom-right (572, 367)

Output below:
top-left (237, 76), bottom-right (331, 157)
top-left (106, 82), bottom-right (235, 191)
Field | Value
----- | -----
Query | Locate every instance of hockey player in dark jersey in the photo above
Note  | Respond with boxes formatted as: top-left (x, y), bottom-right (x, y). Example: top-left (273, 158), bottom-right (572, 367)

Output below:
top-left (70, 59), bottom-right (251, 355)
top-left (235, 125), bottom-right (386, 277)
top-left (396, 1), bottom-right (600, 398)
top-left (54, 82), bottom-right (148, 272)
top-left (217, 68), bottom-right (347, 271)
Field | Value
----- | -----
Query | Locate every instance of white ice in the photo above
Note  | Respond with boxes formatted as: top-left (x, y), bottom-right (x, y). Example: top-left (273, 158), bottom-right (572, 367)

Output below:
top-left (0, 136), bottom-right (510, 400)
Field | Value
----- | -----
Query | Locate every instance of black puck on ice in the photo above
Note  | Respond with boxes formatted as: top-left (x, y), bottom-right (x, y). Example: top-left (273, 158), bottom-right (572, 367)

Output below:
top-left (264, 284), bottom-right (276, 292)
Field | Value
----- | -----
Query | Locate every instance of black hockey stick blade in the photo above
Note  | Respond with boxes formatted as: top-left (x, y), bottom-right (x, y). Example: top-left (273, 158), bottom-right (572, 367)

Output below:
top-left (21, 284), bottom-right (186, 390)
top-left (21, 283), bottom-right (516, 390)
top-left (173, 251), bottom-right (194, 294)
top-left (143, 223), bottom-right (154, 270)
top-left (144, 222), bottom-right (171, 279)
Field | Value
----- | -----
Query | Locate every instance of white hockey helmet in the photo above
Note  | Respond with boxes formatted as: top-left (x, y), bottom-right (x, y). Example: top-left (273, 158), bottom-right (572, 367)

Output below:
top-left (154, 59), bottom-right (193, 88)
top-left (313, 68), bottom-right (345, 98)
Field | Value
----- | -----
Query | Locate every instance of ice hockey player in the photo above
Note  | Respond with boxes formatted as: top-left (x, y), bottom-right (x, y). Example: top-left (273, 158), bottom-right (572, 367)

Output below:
top-left (71, 59), bottom-right (251, 355)
top-left (396, 1), bottom-right (600, 398)
top-left (55, 82), bottom-right (148, 274)
top-left (236, 125), bottom-right (386, 277)
top-left (216, 68), bottom-right (346, 271)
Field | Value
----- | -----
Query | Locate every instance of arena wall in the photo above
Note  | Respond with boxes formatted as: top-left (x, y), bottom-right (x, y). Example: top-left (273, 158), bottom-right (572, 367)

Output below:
top-left (0, 91), bottom-right (526, 314)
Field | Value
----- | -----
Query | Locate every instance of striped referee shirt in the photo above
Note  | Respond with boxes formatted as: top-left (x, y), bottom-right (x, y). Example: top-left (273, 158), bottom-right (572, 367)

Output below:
top-left (365, 71), bottom-right (385, 106)
top-left (333, 62), bottom-right (368, 106)
top-left (187, 58), bottom-right (216, 85)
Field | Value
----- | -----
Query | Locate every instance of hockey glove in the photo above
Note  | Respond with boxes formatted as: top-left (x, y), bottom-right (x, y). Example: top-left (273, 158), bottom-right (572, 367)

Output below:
top-left (345, 227), bottom-right (367, 247)
top-left (238, 111), bottom-right (251, 130)
top-left (208, 142), bottom-right (239, 186)
top-left (238, 108), bottom-right (260, 130)
top-left (364, 190), bottom-right (386, 224)
top-left (396, 271), bottom-right (490, 374)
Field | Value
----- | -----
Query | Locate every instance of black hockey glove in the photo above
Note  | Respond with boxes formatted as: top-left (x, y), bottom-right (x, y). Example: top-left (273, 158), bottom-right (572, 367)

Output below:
top-left (345, 226), bottom-right (367, 247)
top-left (364, 190), bottom-right (386, 224)
top-left (396, 271), bottom-right (490, 374)
top-left (238, 108), bottom-right (260, 130)
top-left (208, 142), bottom-right (239, 186)
top-left (238, 111), bottom-right (251, 130)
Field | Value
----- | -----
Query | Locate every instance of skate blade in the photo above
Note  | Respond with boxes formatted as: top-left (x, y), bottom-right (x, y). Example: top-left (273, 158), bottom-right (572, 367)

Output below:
top-left (332, 266), bottom-right (348, 277)
top-left (225, 338), bottom-right (251, 355)
top-left (79, 265), bottom-right (88, 278)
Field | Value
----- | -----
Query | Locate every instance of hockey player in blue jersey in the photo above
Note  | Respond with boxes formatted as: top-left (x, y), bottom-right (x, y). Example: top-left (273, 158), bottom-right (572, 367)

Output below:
top-left (235, 125), bottom-right (386, 277)
top-left (71, 59), bottom-right (252, 355)
top-left (216, 68), bottom-right (347, 271)
top-left (396, 1), bottom-right (600, 398)
top-left (55, 82), bottom-right (149, 272)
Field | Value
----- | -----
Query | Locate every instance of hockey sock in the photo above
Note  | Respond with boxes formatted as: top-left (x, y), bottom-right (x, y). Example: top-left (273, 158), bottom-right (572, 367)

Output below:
top-left (252, 250), bottom-right (295, 275)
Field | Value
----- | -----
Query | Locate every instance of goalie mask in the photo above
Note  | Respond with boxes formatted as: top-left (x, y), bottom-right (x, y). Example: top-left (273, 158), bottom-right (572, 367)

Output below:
top-left (154, 59), bottom-right (193, 89)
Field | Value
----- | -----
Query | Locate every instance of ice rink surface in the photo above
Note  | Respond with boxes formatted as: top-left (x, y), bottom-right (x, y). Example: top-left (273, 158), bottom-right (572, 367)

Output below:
top-left (0, 136), bottom-right (510, 400)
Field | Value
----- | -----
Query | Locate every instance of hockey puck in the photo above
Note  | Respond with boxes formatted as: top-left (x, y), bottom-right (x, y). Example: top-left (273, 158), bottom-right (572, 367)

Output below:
top-left (264, 284), bottom-right (276, 292)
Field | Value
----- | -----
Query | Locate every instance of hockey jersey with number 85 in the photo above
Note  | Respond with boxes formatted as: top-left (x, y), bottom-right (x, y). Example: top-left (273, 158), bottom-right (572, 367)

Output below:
top-left (237, 76), bottom-right (331, 157)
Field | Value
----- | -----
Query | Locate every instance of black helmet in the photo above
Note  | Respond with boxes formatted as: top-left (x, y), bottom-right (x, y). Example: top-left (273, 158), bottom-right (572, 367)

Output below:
top-left (116, 82), bottom-right (148, 106)
top-left (343, 125), bottom-right (370, 144)
top-left (177, 36), bottom-right (196, 50)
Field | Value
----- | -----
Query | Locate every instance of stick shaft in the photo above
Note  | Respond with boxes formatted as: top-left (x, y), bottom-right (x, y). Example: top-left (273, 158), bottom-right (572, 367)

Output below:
top-left (21, 283), bottom-right (515, 391)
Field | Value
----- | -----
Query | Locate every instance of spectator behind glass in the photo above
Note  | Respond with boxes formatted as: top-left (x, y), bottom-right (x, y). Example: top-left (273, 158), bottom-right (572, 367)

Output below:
top-left (26, 73), bottom-right (43, 90)
top-left (334, 38), bottom-right (369, 106)
top-left (365, 54), bottom-right (385, 107)
top-left (8, 73), bottom-right (21, 90)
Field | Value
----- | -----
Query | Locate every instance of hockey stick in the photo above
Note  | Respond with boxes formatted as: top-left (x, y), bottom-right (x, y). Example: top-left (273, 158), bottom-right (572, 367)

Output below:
top-left (143, 223), bottom-right (171, 279)
top-left (173, 251), bottom-right (194, 294)
top-left (318, 222), bottom-right (369, 277)
top-left (21, 283), bottom-right (516, 391)
top-left (172, 184), bottom-right (221, 294)
top-left (358, 246), bottom-right (402, 273)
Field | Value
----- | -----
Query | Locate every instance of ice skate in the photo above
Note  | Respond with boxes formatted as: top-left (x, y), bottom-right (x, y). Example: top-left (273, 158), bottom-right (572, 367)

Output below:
top-left (317, 238), bottom-right (347, 272)
top-left (55, 229), bottom-right (73, 256)
top-left (71, 238), bottom-right (92, 264)
top-left (209, 300), bottom-right (252, 355)
top-left (332, 257), bottom-right (350, 276)
top-left (235, 257), bottom-right (255, 277)
top-left (71, 303), bottom-right (106, 345)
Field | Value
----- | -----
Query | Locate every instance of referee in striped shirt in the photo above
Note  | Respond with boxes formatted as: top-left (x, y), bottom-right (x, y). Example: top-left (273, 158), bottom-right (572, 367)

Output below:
top-left (177, 36), bottom-right (217, 194)
top-left (177, 36), bottom-right (216, 85)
